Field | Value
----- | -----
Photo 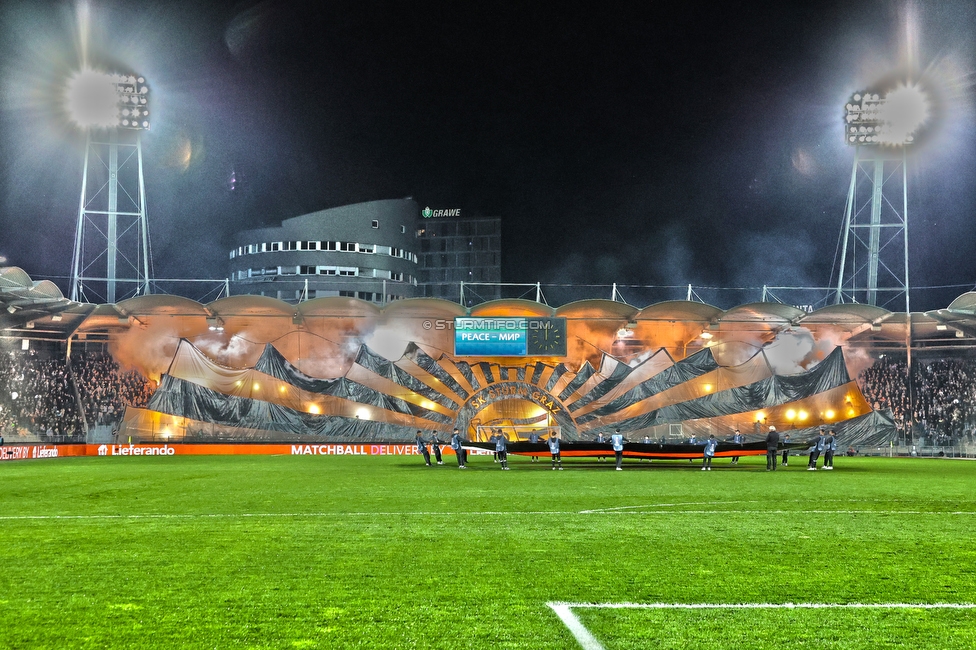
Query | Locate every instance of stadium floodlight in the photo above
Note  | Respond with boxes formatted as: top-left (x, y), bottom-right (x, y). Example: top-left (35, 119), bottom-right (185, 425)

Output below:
top-left (844, 84), bottom-right (927, 147)
top-left (834, 80), bottom-right (927, 311)
top-left (68, 68), bottom-right (153, 305)
top-left (65, 69), bottom-right (151, 131)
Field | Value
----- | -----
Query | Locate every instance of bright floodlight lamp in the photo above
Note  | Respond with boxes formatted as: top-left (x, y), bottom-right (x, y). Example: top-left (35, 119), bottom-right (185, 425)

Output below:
top-left (68, 69), bottom-right (153, 305)
top-left (844, 84), bottom-right (928, 147)
top-left (65, 70), bottom-right (151, 131)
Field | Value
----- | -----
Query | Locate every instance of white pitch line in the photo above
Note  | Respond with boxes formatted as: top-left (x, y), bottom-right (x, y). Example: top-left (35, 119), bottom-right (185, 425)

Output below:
top-left (550, 601), bottom-right (976, 609)
top-left (580, 500), bottom-right (759, 513)
top-left (546, 601), bottom-right (976, 650)
top-left (1, 509), bottom-right (975, 522)
top-left (585, 509), bottom-right (976, 516)
top-left (547, 603), bottom-right (606, 650)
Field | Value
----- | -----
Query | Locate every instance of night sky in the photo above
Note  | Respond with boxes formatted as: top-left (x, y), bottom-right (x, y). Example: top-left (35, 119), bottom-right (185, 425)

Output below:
top-left (1, 0), bottom-right (974, 310)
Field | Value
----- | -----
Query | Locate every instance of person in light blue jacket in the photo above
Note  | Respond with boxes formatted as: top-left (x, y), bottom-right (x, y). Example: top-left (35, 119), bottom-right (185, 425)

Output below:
top-left (548, 432), bottom-right (563, 470)
top-left (611, 428), bottom-right (626, 470)
top-left (731, 429), bottom-right (743, 465)
top-left (702, 434), bottom-right (718, 471)
top-left (495, 430), bottom-right (510, 470)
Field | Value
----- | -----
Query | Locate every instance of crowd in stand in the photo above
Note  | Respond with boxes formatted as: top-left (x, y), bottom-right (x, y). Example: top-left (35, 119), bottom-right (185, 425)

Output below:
top-left (858, 356), bottom-right (976, 444)
top-left (0, 348), bottom-right (155, 440)
top-left (0, 350), bottom-right (83, 439)
top-left (71, 352), bottom-right (155, 427)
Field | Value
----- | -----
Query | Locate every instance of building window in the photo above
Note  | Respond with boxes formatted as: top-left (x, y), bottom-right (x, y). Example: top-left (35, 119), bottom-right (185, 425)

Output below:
top-left (358, 244), bottom-right (374, 254)
top-left (271, 242), bottom-right (281, 251)
top-left (321, 241), bottom-right (337, 251)
top-left (284, 241), bottom-right (299, 251)
top-left (400, 225), bottom-right (406, 233)
top-left (371, 220), bottom-right (379, 229)
top-left (337, 267), bottom-right (358, 276)
top-left (229, 250), bottom-right (236, 259)
top-left (339, 241), bottom-right (356, 252)
top-left (339, 290), bottom-right (355, 298)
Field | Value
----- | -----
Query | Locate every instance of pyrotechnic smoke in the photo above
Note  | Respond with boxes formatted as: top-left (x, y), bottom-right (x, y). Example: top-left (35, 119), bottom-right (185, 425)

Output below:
top-left (109, 320), bottom-right (182, 381)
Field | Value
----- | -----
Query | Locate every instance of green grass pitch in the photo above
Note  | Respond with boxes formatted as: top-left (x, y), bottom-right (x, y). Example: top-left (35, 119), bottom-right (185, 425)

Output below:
top-left (2, 453), bottom-right (976, 649)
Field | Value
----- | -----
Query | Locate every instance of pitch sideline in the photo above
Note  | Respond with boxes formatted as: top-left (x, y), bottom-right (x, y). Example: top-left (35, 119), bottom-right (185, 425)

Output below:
top-left (2, 508), bottom-right (976, 522)
top-left (547, 602), bottom-right (976, 650)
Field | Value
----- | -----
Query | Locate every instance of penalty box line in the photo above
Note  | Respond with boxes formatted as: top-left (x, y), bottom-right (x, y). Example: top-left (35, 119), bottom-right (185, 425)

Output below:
top-left (547, 602), bottom-right (976, 650)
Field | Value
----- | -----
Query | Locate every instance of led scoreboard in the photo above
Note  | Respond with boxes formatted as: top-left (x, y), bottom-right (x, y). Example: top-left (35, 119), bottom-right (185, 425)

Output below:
top-left (454, 317), bottom-right (567, 356)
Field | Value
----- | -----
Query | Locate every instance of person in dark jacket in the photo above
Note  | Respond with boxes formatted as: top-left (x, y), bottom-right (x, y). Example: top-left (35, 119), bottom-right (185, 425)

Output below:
top-left (808, 430), bottom-right (826, 471)
top-left (528, 431), bottom-right (541, 462)
top-left (429, 432), bottom-right (444, 465)
top-left (702, 434), bottom-right (718, 471)
top-left (765, 425), bottom-right (780, 471)
top-left (450, 428), bottom-right (466, 469)
top-left (823, 429), bottom-right (836, 470)
top-left (415, 431), bottom-right (431, 466)
top-left (782, 433), bottom-right (791, 466)
top-left (595, 432), bottom-right (607, 461)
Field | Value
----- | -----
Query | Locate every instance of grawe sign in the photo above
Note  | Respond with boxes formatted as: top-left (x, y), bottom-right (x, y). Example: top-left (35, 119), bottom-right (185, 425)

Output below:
top-left (421, 207), bottom-right (461, 218)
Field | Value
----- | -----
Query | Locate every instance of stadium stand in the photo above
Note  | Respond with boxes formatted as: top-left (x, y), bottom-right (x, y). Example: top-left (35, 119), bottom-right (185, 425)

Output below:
top-left (0, 348), bottom-right (155, 442)
top-left (858, 356), bottom-right (976, 445)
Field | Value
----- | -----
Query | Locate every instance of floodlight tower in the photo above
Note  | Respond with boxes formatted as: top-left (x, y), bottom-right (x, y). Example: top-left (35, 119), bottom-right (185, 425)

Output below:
top-left (67, 70), bottom-right (152, 304)
top-left (834, 84), bottom-right (928, 312)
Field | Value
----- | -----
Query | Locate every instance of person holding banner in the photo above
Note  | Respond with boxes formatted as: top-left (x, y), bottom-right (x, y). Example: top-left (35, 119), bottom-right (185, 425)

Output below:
top-left (702, 434), bottom-right (718, 471)
top-left (611, 428), bottom-right (626, 470)
top-left (450, 428), bottom-right (467, 469)
top-left (429, 432), bottom-right (444, 465)
top-left (528, 431), bottom-right (541, 462)
top-left (823, 428), bottom-right (836, 470)
top-left (415, 431), bottom-right (431, 466)
top-left (730, 429), bottom-right (743, 465)
top-left (548, 431), bottom-right (563, 470)
top-left (495, 430), bottom-right (510, 470)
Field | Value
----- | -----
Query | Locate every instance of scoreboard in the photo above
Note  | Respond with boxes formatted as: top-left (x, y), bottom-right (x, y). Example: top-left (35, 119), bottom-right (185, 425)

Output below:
top-left (454, 317), bottom-right (567, 356)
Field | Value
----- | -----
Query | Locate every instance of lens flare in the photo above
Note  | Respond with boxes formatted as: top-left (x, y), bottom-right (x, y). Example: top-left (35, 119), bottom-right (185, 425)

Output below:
top-left (879, 83), bottom-right (929, 145)
top-left (64, 69), bottom-right (120, 129)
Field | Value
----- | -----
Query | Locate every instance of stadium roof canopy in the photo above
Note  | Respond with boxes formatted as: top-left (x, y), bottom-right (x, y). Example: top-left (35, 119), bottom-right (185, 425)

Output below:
top-left (3, 267), bottom-right (976, 354)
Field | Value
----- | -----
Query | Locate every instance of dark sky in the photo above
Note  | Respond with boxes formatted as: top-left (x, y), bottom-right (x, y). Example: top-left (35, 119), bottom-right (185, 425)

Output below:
top-left (1, 0), bottom-right (974, 310)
